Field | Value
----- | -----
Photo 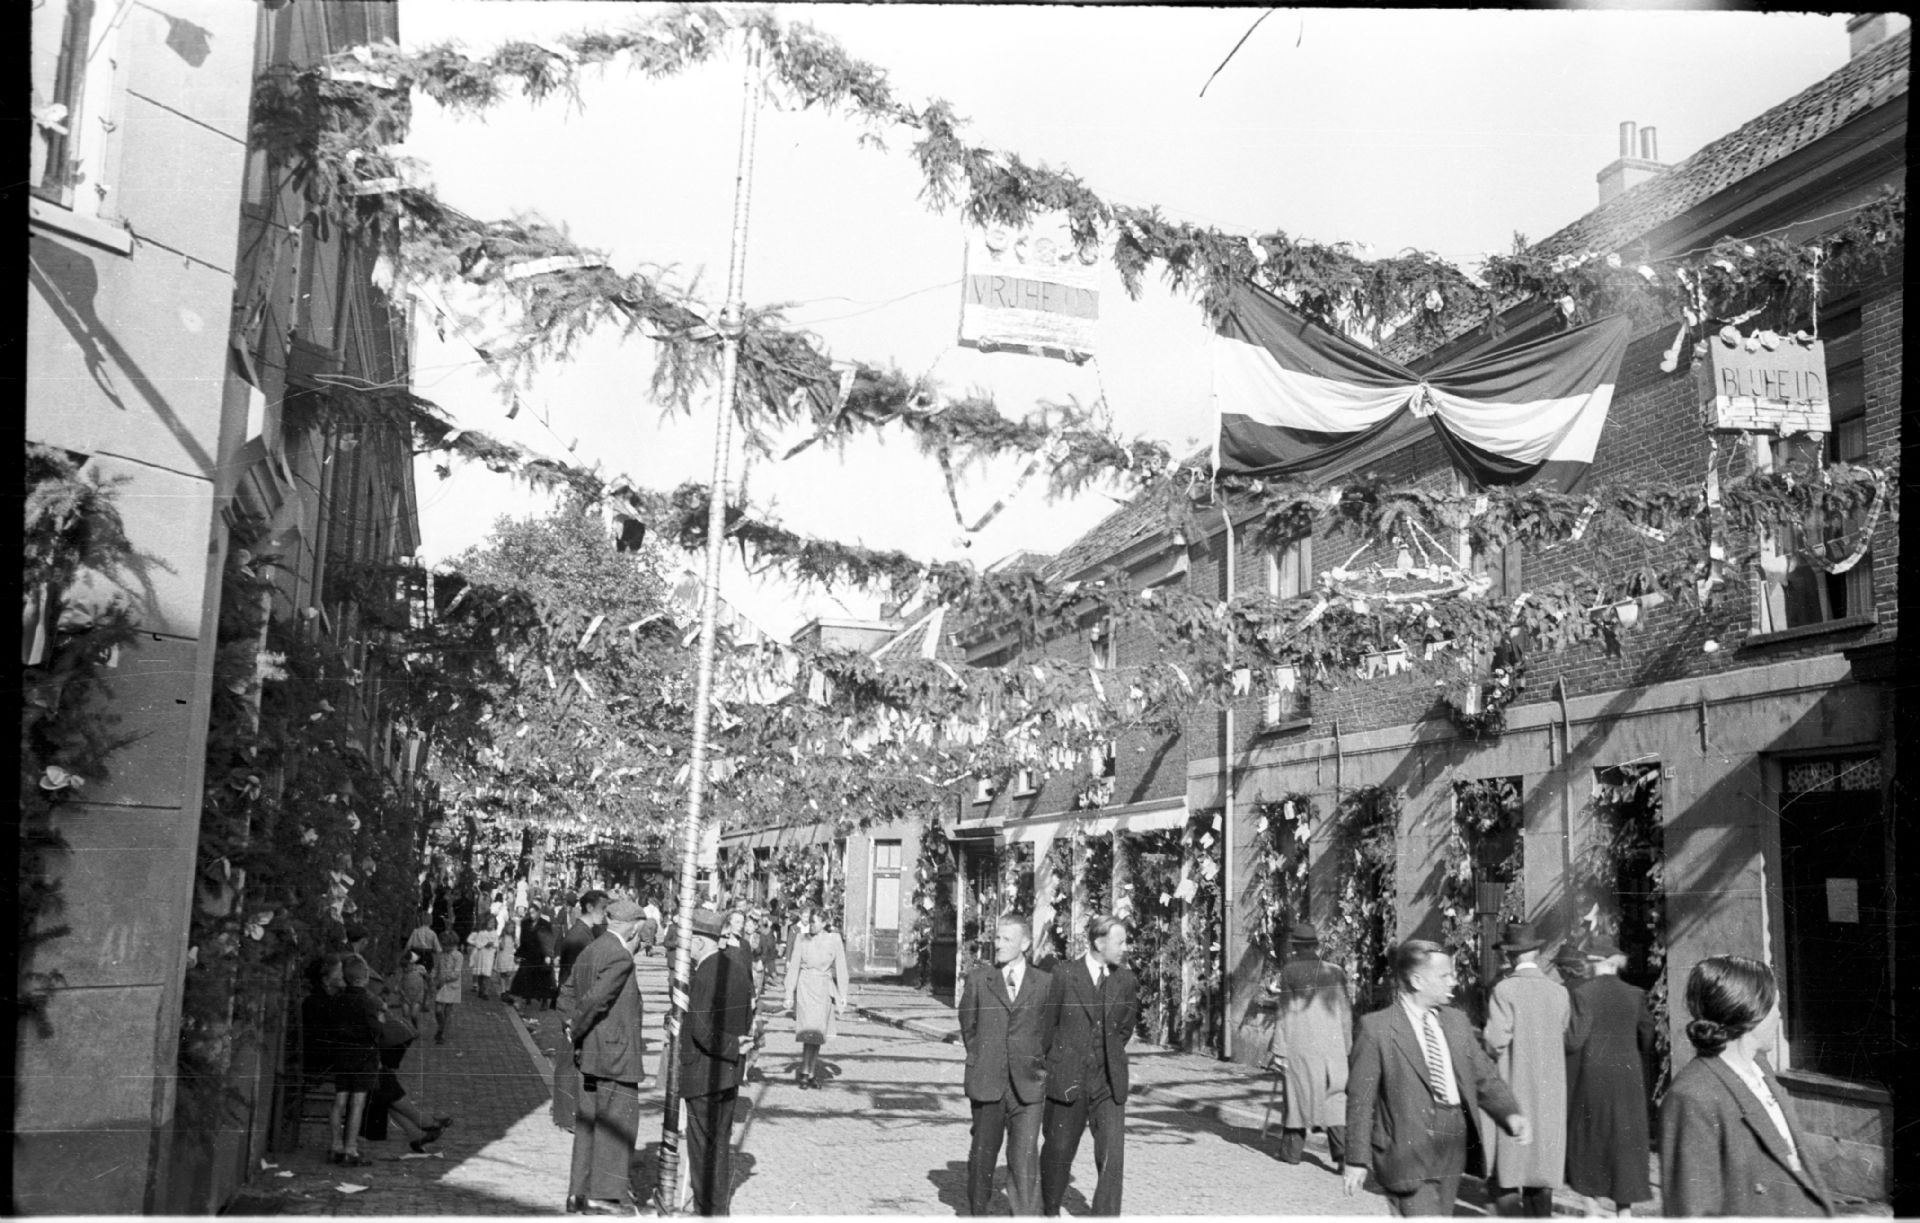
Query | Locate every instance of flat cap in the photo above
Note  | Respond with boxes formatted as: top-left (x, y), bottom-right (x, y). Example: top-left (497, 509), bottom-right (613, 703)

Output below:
top-left (606, 899), bottom-right (644, 923)
top-left (690, 909), bottom-right (725, 938)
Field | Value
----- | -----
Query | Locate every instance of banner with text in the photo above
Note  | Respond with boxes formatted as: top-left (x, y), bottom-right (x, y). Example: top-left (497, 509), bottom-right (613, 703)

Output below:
top-left (958, 212), bottom-right (1099, 362)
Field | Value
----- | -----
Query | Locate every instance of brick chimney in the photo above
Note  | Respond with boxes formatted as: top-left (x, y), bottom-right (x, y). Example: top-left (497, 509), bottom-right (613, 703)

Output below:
top-left (1847, 13), bottom-right (1896, 57)
top-left (1596, 120), bottom-right (1665, 206)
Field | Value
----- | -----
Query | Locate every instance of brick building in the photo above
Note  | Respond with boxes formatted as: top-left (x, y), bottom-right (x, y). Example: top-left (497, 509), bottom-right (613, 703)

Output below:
top-left (950, 16), bottom-right (1904, 1199)
top-left (24, 2), bottom-right (422, 1211)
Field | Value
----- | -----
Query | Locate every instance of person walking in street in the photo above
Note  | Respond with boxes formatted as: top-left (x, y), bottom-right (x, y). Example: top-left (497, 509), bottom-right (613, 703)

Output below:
top-left (349, 955), bottom-right (449, 1155)
top-left (959, 912), bottom-right (1057, 1217)
top-left (565, 899), bottom-right (649, 1215)
top-left (753, 905), bottom-right (780, 988)
top-left (1344, 939), bottom-right (1532, 1216)
top-left (1262, 919), bottom-right (1354, 1169)
top-left (1551, 939), bottom-right (1589, 989)
top-left (407, 909), bottom-right (440, 973)
top-left (432, 930), bottom-right (464, 1044)
top-left (310, 953), bottom-right (381, 1167)
top-left (511, 906), bottom-right (559, 1011)
top-left (1660, 955), bottom-right (1834, 1217)
top-left (466, 915), bottom-right (499, 1001)
top-left (496, 917), bottom-right (519, 1004)
top-left (681, 908), bottom-right (757, 1216)
top-left (1480, 921), bottom-right (1570, 1217)
top-left (1038, 913), bottom-right (1138, 1217)
top-left (641, 893), bottom-right (663, 954)
top-left (781, 905), bottom-right (850, 1089)
top-left (554, 890), bottom-right (611, 1129)
top-left (1563, 936), bottom-right (1655, 1215)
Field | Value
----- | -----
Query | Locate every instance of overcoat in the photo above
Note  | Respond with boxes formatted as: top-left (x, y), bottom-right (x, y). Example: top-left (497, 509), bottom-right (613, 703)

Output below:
top-left (679, 948), bottom-right (756, 1097)
top-left (568, 929), bottom-right (647, 1083)
top-left (1479, 965), bottom-right (1570, 1189)
top-left (1660, 1052), bottom-right (1835, 1217)
top-left (958, 960), bottom-right (1056, 1104)
top-left (1563, 974), bottom-right (1655, 1203)
top-left (1266, 954), bottom-right (1353, 1129)
top-left (782, 930), bottom-right (850, 1046)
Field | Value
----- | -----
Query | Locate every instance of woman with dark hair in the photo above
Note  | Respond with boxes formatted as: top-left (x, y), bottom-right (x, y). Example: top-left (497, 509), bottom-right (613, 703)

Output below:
top-left (309, 954), bottom-right (380, 1166)
top-left (509, 906), bottom-right (559, 1012)
top-left (781, 905), bottom-right (849, 1088)
top-left (1660, 955), bottom-right (1835, 1216)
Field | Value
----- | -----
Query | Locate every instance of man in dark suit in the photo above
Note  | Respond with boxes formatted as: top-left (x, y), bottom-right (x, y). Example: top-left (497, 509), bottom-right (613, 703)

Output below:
top-left (566, 900), bottom-right (647, 1215)
top-left (1039, 913), bottom-right (1138, 1217)
top-left (959, 912), bottom-right (1057, 1217)
top-left (680, 908), bottom-right (757, 1216)
top-left (1344, 939), bottom-right (1533, 1216)
top-left (555, 889), bottom-right (610, 1130)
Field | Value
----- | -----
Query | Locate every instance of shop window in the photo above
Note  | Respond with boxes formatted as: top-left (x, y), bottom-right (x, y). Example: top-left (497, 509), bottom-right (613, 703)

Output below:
top-left (1760, 312), bottom-right (1873, 631)
top-left (1776, 753), bottom-right (1891, 1086)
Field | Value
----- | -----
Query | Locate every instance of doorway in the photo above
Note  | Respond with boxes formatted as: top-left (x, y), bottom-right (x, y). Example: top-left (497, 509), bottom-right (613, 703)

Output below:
top-left (868, 839), bottom-right (903, 971)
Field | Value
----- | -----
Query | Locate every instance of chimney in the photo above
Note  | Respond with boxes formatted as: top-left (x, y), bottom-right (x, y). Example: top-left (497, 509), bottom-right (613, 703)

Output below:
top-left (1848, 13), bottom-right (1894, 57)
top-left (1596, 119), bottom-right (1667, 206)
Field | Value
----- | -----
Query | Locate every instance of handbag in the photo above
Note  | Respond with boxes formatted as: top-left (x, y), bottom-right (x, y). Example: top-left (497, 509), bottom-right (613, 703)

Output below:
top-left (378, 1013), bottom-right (417, 1048)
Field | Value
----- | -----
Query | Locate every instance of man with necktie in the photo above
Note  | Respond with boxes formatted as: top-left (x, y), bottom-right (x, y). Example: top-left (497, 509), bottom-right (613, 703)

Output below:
top-left (1039, 913), bottom-right (1139, 1217)
top-left (959, 913), bottom-right (1057, 1216)
top-left (1344, 939), bottom-right (1533, 1216)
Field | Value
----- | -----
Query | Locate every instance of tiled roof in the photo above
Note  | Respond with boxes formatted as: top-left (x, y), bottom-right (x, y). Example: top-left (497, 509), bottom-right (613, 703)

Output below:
top-left (1383, 26), bottom-right (1910, 365)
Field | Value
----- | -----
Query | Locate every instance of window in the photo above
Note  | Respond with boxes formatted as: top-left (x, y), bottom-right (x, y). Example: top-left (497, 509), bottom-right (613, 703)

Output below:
top-left (1263, 537), bottom-right (1313, 727)
top-left (972, 775), bottom-right (998, 805)
top-left (31, 0), bottom-right (124, 216)
top-left (1760, 314), bottom-right (1872, 632)
top-left (1469, 540), bottom-right (1524, 602)
top-left (1088, 618), bottom-right (1116, 671)
top-left (1093, 740), bottom-right (1117, 780)
top-left (1011, 767), bottom-right (1038, 797)
top-left (873, 839), bottom-right (904, 872)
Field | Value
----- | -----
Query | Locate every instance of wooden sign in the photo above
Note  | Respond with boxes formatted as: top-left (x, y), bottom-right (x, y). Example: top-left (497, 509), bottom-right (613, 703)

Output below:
top-left (959, 211), bottom-right (1099, 362)
top-left (1697, 333), bottom-right (1830, 435)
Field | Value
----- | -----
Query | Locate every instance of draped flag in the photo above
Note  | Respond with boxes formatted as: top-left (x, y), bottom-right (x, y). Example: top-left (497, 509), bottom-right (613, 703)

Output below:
top-left (1212, 282), bottom-right (1631, 492)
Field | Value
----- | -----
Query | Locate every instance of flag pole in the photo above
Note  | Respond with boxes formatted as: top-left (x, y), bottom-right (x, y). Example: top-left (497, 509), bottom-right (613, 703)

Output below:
top-left (652, 26), bottom-right (764, 1215)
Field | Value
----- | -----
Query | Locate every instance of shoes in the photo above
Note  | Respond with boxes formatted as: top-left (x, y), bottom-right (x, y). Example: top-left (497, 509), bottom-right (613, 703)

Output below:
top-left (328, 1151), bottom-right (346, 1165)
top-left (565, 1195), bottom-right (586, 1214)
top-left (341, 1150), bottom-right (374, 1167)
top-left (577, 1199), bottom-right (629, 1215)
top-left (408, 1137), bottom-right (434, 1154)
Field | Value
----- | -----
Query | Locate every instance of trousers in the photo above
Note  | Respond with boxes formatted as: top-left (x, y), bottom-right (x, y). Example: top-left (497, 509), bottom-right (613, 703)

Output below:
top-left (1039, 1087), bottom-right (1125, 1216)
top-left (1384, 1103), bottom-right (1467, 1217)
top-left (570, 1074), bottom-right (640, 1203)
top-left (1278, 1124), bottom-right (1348, 1165)
top-left (968, 1092), bottom-right (1044, 1216)
top-left (685, 1087), bottom-right (739, 1216)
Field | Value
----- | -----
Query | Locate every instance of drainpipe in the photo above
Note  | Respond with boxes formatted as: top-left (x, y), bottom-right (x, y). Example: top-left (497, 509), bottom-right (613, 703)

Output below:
top-left (1220, 504), bottom-right (1235, 1061)
top-left (1556, 678), bottom-right (1576, 929)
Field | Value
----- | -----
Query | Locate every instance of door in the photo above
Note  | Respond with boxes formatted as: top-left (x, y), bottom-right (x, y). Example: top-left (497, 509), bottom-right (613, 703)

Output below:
top-left (868, 839), bottom-right (903, 970)
top-left (1778, 756), bottom-right (1892, 1086)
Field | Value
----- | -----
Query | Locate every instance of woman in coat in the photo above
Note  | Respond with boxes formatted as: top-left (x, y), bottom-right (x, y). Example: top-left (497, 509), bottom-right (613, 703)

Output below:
top-left (509, 907), bottom-right (559, 1011)
top-left (781, 905), bottom-right (849, 1088)
top-left (1262, 921), bottom-right (1353, 1166)
top-left (1661, 955), bottom-right (1834, 1217)
top-left (1563, 937), bottom-right (1654, 1211)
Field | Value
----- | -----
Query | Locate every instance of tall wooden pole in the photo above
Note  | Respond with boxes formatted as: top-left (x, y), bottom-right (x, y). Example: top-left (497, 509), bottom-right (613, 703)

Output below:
top-left (651, 27), bottom-right (763, 1215)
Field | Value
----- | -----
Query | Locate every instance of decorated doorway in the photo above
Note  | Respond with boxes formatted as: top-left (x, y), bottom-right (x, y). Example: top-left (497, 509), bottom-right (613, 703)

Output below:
top-left (1445, 776), bottom-right (1525, 1023)
top-left (1573, 762), bottom-right (1671, 1106)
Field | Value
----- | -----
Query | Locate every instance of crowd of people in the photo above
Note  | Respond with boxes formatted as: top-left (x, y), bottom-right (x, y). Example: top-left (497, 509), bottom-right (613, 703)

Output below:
top-left (300, 879), bottom-right (1832, 1218)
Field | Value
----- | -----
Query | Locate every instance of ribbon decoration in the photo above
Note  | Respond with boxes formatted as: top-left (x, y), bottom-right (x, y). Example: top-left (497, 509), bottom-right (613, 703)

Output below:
top-left (935, 431), bottom-right (1067, 535)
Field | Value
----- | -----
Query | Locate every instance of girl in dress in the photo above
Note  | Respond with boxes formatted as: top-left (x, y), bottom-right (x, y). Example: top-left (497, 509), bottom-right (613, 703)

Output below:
top-left (466, 917), bottom-right (498, 1000)
top-left (781, 906), bottom-right (850, 1089)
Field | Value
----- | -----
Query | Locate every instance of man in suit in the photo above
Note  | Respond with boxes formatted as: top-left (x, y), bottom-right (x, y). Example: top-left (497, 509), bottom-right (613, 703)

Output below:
top-left (566, 899), bottom-right (648, 1215)
top-left (1344, 939), bottom-right (1533, 1216)
top-left (1039, 913), bottom-right (1138, 1217)
top-left (679, 908), bottom-right (757, 1216)
top-left (554, 889), bottom-right (611, 1130)
top-left (959, 912), bottom-right (1057, 1217)
top-left (1264, 920), bottom-right (1354, 1167)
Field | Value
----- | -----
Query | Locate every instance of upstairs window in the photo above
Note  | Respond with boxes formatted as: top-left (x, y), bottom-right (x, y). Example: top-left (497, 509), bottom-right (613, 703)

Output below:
top-left (32, 0), bottom-right (124, 215)
top-left (1760, 311), bottom-right (1873, 632)
top-left (1263, 537), bottom-right (1313, 728)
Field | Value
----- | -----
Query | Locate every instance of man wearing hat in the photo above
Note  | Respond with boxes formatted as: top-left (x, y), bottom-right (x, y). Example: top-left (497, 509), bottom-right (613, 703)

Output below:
top-left (1263, 920), bottom-right (1354, 1167)
top-left (1480, 920), bottom-right (1569, 1217)
top-left (566, 899), bottom-right (648, 1214)
top-left (679, 908), bottom-right (756, 1215)
top-left (1563, 936), bottom-right (1655, 1215)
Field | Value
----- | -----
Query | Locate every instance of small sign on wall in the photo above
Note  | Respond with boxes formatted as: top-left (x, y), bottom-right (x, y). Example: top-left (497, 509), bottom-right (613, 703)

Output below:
top-left (959, 211), bottom-right (1100, 362)
top-left (1825, 877), bottom-right (1860, 923)
top-left (1697, 332), bottom-right (1831, 436)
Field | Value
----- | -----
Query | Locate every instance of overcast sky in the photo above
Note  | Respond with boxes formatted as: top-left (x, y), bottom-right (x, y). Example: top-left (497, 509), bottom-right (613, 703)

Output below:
top-left (400, 4), bottom-right (1861, 636)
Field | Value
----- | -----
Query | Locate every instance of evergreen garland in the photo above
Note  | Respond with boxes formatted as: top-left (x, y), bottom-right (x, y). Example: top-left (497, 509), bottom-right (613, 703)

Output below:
top-left (1323, 785), bottom-right (1399, 1013)
top-left (1440, 777), bottom-right (1526, 1009)
top-left (1248, 795), bottom-right (1315, 964)
top-left (1572, 764), bottom-right (1671, 1103)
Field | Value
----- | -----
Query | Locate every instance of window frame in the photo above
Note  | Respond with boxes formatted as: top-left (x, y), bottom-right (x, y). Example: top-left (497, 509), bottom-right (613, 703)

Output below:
top-left (29, 0), bottom-right (133, 254)
top-left (1262, 535), bottom-right (1313, 729)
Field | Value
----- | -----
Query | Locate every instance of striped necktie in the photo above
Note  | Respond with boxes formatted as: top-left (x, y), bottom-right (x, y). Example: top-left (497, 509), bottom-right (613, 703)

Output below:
top-left (1420, 1011), bottom-right (1453, 1103)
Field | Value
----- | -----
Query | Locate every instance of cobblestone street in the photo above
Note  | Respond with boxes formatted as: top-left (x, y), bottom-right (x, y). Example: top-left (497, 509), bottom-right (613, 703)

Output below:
top-left (224, 955), bottom-right (1383, 1216)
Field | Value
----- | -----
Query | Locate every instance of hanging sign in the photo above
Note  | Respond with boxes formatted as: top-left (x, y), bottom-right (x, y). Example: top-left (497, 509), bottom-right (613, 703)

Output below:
top-left (1697, 332), bottom-right (1830, 436)
top-left (958, 211), bottom-right (1099, 362)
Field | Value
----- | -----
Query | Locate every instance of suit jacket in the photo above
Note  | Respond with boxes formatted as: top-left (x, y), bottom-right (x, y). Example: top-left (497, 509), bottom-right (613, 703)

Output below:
top-left (959, 959), bottom-right (1056, 1105)
top-left (1043, 957), bottom-right (1138, 1103)
top-left (556, 918), bottom-right (601, 998)
top-left (1346, 1001), bottom-right (1524, 1193)
top-left (569, 929), bottom-right (646, 1082)
top-left (1660, 1052), bottom-right (1835, 1217)
top-left (679, 948), bottom-right (756, 1098)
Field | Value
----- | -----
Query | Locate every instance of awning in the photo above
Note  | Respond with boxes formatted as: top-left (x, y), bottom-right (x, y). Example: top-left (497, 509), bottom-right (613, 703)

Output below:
top-left (1001, 796), bottom-right (1189, 845)
top-left (717, 821), bottom-right (841, 851)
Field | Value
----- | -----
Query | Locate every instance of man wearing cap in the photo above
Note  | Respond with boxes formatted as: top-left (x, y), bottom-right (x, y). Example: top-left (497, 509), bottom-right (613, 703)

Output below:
top-left (566, 899), bottom-right (648, 1215)
top-left (1563, 936), bottom-right (1655, 1215)
top-left (555, 890), bottom-right (612, 1130)
top-left (680, 908), bottom-right (756, 1215)
top-left (1480, 921), bottom-right (1570, 1217)
top-left (1263, 920), bottom-right (1353, 1168)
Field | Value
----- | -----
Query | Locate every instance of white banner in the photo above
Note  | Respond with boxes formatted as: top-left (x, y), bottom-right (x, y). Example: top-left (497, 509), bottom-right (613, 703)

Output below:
top-left (958, 211), bottom-right (1099, 361)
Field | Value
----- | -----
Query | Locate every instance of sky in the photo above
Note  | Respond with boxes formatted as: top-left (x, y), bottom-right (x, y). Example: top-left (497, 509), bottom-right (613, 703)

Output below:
top-left (399, 4), bottom-right (1860, 637)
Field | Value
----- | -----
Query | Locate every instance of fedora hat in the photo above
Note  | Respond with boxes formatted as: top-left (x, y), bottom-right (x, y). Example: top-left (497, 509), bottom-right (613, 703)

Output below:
top-left (1582, 934), bottom-right (1623, 959)
top-left (1288, 921), bottom-right (1321, 946)
top-left (1551, 941), bottom-right (1587, 969)
top-left (1495, 920), bottom-right (1545, 952)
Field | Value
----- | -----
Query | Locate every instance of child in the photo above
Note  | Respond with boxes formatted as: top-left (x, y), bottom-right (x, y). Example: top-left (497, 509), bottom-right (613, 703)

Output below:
top-left (399, 950), bottom-right (430, 1035)
top-left (466, 918), bottom-right (498, 1001)
top-left (432, 932), bottom-right (463, 1045)
top-left (495, 920), bottom-right (517, 1005)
